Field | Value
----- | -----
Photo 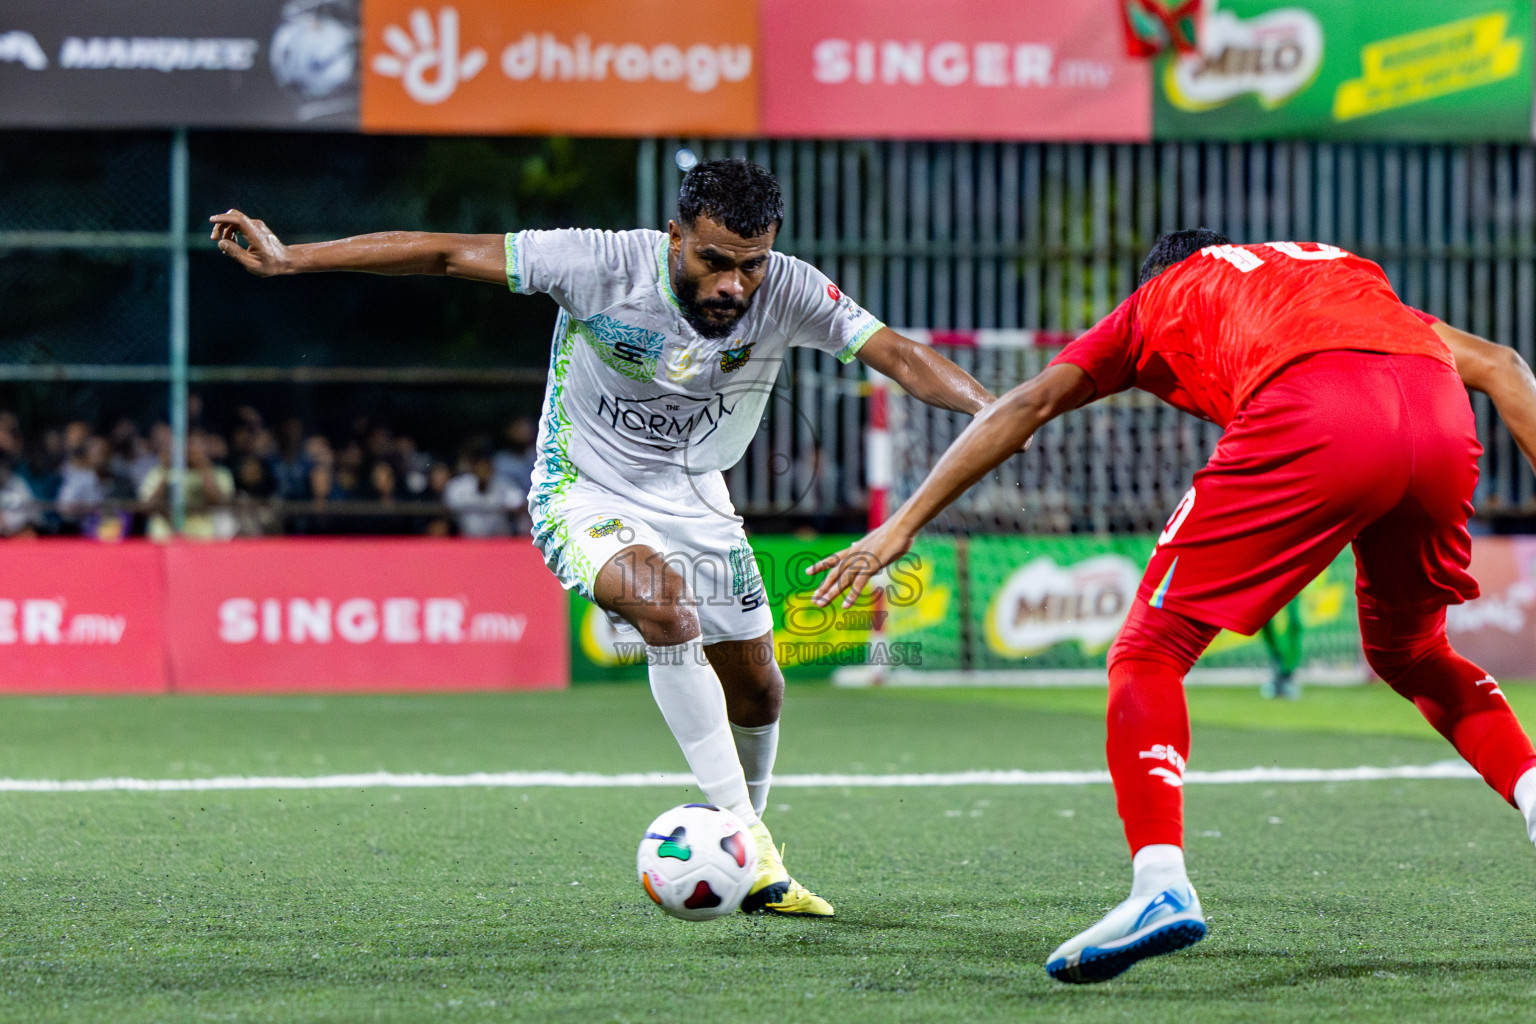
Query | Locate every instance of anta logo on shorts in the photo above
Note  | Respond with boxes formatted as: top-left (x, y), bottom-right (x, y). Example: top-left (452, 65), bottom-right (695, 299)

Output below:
top-left (587, 518), bottom-right (624, 539)
top-left (595, 391), bottom-right (737, 451)
top-left (719, 342), bottom-right (753, 373)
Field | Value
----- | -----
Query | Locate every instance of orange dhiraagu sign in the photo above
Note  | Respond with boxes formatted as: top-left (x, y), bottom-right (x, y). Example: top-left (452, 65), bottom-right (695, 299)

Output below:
top-left (360, 0), bottom-right (759, 135)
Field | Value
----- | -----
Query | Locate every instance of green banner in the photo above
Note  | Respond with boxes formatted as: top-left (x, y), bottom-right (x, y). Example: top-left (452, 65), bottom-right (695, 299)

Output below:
top-left (568, 533), bottom-right (964, 682)
top-left (1153, 1), bottom-right (1533, 141)
top-left (753, 534), bottom-right (961, 678)
top-left (968, 535), bottom-right (1359, 673)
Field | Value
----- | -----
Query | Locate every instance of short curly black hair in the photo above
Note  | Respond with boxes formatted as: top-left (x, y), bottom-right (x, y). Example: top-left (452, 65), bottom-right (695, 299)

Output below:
top-left (1139, 228), bottom-right (1233, 286)
top-left (676, 158), bottom-right (784, 240)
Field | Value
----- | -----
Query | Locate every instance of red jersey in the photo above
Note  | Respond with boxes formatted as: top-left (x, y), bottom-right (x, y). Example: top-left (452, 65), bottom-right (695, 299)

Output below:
top-left (1050, 242), bottom-right (1452, 426)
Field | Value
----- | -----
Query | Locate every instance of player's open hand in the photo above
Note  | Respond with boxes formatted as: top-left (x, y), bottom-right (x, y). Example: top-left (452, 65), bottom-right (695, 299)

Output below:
top-left (209, 210), bottom-right (291, 277)
top-left (807, 522), bottom-right (916, 609)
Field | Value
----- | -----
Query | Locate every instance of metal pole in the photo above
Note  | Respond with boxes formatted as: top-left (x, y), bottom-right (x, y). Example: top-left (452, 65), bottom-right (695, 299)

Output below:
top-left (636, 137), bottom-right (657, 229)
top-left (169, 128), bottom-right (190, 532)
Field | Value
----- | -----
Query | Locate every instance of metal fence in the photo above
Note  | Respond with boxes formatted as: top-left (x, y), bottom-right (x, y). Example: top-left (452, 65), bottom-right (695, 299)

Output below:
top-left (641, 138), bottom-right (1536, 528)
top-left (4, 134), bottom-right (1535, 535)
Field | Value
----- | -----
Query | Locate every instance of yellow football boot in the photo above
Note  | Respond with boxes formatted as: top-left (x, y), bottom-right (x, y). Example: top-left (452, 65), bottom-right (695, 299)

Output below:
top-left (739, 821), bottom-right (834, 917)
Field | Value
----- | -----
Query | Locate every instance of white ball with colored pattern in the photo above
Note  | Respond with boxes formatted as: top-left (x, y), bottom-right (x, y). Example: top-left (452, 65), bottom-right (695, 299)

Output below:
top-left (636, 803), bottom-right (757, 921)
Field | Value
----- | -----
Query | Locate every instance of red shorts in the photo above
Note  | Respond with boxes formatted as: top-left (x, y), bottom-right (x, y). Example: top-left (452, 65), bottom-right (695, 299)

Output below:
top-left (1139, 350), bottom-right (1480, 634)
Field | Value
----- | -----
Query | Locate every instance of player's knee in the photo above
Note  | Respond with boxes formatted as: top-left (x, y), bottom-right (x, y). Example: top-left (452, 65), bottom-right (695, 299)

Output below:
top-left (1109, 598), bottom-right (1218, 675)
top-left (597, 546), bottom-right (701, 646)
top-left (628, 598), bottom-right (700, 648)
top-left (1359, 600), bottom-right (1447, 684)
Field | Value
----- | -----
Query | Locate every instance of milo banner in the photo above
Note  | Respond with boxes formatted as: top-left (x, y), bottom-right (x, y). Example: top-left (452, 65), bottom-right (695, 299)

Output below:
top-left (570, 533), bottom-right (962, 682)
top-left (968, 535), bottom-right (1360, 674)
top-left (1153, 0), bottom-right (1533, 141)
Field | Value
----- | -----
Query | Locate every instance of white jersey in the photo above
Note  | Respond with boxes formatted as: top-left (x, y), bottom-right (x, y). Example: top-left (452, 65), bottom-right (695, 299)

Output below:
top-left (508, 228), bottom-right (883, 517)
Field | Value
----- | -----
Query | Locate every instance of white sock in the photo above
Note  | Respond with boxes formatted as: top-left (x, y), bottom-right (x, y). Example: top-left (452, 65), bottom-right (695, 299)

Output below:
top-left (1130, 844), bottom-right (1189, 897)
top-left (647, 637), bottom-right (759, 827)
top-left (1513, 767), bottom-right (1536, 847)
top-left (730, 721), bottom-right (779, 818)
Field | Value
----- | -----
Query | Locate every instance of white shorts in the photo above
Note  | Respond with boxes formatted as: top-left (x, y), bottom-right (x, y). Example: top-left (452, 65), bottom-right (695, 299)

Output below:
top-left (530, 476), bottom-right (772, 645)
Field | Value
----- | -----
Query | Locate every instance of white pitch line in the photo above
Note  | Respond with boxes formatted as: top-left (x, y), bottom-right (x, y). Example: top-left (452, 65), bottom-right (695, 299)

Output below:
top-left (0, 761), bottom-right (1478, 793)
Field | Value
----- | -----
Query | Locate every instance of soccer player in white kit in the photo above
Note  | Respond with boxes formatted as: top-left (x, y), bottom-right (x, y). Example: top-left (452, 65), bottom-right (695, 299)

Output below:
top-left (211, 159), bottom-right (996, 915)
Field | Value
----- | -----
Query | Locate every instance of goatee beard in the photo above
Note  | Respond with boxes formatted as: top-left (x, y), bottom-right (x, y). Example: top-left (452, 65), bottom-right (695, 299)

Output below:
top-left (681, 305), bottom-right (740, 339)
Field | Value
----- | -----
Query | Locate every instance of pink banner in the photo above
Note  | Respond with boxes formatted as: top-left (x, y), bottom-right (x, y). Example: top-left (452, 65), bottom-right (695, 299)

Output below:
top-left (759, 0), bottom-right (1151, 140)
top-left (1446, 536), bottom-right (1536, 681)
top-left (164, 540), bottom-right (568, 693)
top-left (0, 541), bottom-right (167, 694)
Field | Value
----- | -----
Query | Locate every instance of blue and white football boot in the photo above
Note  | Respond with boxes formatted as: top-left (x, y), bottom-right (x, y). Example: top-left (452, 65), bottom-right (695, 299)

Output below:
top-left (1045, 881), bottom-right (1206, 984)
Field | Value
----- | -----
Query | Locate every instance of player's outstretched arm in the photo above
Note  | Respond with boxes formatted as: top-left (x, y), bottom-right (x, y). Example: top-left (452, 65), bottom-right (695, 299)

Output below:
top-left (1434, 320), bottom-right (1536, 473)
top-left (208, 209), bottom-right (507, 284)
top-left (809, 363), bottom-right (1095, 608)
top-left (855, 327), bottom-right (994, 414)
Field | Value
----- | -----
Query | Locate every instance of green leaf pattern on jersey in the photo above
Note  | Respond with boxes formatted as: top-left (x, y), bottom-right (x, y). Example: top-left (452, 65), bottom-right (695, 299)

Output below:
top-left (572, 314), bottom-right (666, 383)
top-left (529, 311), bottom-right (599, 598)
top-left (729, 538), bottom-right (763, 597)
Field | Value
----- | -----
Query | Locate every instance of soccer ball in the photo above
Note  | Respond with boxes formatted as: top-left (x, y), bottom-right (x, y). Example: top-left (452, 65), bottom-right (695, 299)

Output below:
top-left (636, 803), bottom-right (757, 921)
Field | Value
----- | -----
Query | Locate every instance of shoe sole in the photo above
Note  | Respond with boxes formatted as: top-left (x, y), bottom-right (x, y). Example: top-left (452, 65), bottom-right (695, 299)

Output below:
top-left (761, 906), bottom-right (835, 917)
top-left (1045, 919), bottom-right (1207, 984)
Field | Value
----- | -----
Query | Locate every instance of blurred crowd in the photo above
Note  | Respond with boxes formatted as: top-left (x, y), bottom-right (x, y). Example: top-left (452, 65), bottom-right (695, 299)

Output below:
top-left (0, 403), bottom-right (534, 541)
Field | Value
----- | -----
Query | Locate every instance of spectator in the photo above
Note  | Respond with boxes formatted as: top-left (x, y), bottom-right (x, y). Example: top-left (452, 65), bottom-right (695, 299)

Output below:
top-left (335, 440), bottom-right (365, 497)
top-left (421, 460), bottom-right (455, 537)
top-left (494, 416), bottom-right (537, 496)
top-left (232, 452), bottom-right (279, 537)
top-left (138, 429), bottom-right (236, 541)
top-left (272, 417), bottom-right (311, 499)
top-left (23, 427), bottom-right (64, 503)
top-left (444, 447), bottom-right (525, 538)
top-left (0, 454), bottom-right (38, 538)
top-left (108, 418), bottom-right (159, 492)
top-left (304, 436), bottom-right (343, 503)
top-left (56, 438), bottom-right (108, 531)
top-left (0, 411), bottom-right (24, 462)
top-left (396, 435), bottom-right (432, 497)
top-left (356, 458), bottom-right (417, 535)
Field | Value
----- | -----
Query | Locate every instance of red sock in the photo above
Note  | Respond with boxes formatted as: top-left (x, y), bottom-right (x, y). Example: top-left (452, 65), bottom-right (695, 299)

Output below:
top-left (1106, 600), bottom-right (1221, 855)
top-left (1361, 600), bottom-right (1536, 805)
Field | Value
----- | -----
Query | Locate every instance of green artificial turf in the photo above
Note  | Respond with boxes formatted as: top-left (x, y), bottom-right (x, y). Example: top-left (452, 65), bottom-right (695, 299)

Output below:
top-left (3, 684), bottom-right (1535, 1022)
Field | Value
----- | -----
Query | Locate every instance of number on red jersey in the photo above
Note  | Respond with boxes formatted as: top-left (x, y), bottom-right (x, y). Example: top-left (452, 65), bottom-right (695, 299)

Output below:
top-left (1200, 244), bottom-right (1265, 272)
top-left (1199, 241), bottom-right (1350, 275)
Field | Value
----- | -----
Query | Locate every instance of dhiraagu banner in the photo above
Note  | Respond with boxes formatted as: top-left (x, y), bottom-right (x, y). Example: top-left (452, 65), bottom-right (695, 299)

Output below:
top-left (968, 535), bottom-right (1360, 674)
top-left (1153, 1), bottom-right (1533, 141)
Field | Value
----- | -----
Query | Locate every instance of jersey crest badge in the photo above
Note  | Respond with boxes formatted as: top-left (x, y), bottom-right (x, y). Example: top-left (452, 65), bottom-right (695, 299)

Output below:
top-left (719, 342), bottom-right (754, 374)
top-left (587, 518), bottom-right (625, 539)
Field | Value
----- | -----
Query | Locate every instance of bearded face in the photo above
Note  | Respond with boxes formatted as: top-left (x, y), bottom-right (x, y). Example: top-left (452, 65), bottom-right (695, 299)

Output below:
top-left (668, 215), bottom-right (775, 340)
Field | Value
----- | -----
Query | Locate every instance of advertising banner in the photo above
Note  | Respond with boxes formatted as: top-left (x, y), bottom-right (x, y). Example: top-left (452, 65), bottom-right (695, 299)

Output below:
top-left (0, 0), bottom-right (359, 129)
top-left (360, 0), bottom-right (758, 136)
top-left (164, 539), bottom-right (567, 692)
top-left (753, 533), bottom-right (960, 677)
top-left (0, 542), bottom-right (167, 694)
top-left (968, 535), bottom-right (1360, 674)
top-left (1446, 536), bottom-right (1536, 682)
top-left (567, 533), bottom-right (963, 682)
top-left (1152, 0), bottom-right (1533, 141)
top-left (759, 0), bottom-right (1151, 140)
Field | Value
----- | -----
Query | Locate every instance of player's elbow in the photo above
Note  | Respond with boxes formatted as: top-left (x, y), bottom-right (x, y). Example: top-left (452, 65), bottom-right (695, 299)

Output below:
top-left (982, 385), bottom-right (1056, 436)
top-left (1474, 344), bottom-right (1533, 395)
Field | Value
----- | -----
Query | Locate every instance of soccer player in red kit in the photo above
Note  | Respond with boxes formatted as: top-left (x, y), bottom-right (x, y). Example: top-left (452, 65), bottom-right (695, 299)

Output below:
top-left (810, 229), bottom-right (1536, 983)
